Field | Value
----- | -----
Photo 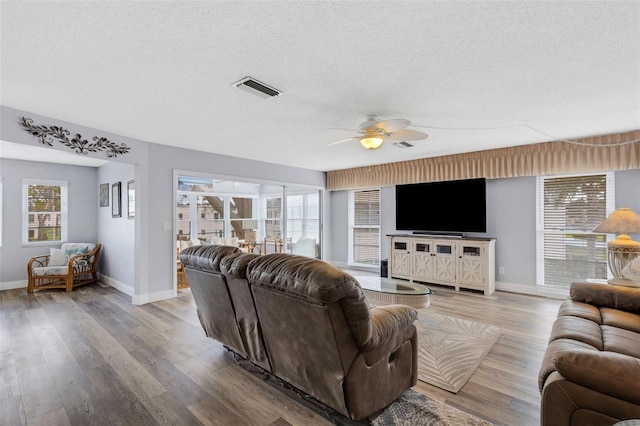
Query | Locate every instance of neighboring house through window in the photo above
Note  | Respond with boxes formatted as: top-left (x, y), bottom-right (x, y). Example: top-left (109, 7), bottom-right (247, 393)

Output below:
top-left (23, 178), bottom-right (68, 244)
top-left (350, 189), bottom-right (380, 266)
top-left (536, 172), bottom-right (613, 291)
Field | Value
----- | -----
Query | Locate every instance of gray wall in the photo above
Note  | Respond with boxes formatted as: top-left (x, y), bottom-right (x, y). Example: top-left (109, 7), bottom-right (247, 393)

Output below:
top-left (0, 158), bottom-right (98, 287)
top-left (330, 170), bottom-right (640, 292)
top-left (97, 162), bottom-right (135, 294)
top-left (1, 105), bottom-right (326, 303)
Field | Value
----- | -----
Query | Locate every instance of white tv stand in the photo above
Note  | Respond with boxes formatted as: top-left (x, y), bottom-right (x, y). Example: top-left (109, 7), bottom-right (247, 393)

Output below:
top-left (387, 234), bottom-right (496, 295)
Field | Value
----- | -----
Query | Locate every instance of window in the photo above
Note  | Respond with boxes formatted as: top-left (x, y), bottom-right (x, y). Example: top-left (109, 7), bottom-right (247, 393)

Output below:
top-left (177, 189), bottom-right (256, 241)
top-left (536, 173), bottom-right (613, 290)
top-left (264, 196), bottom-right (282, 240)
top-left (0, 178), bottom-right (3, 247)
top-left (286, 189), bottom-right (320, 258)
top-left (23, 179), bottom-right (68, 244)
top-left (350, 189), bottom-right (380, 266)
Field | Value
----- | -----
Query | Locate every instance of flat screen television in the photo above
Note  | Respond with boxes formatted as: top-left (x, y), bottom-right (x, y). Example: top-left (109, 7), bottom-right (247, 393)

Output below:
top-left (395, 178), bottom-right (487, 234)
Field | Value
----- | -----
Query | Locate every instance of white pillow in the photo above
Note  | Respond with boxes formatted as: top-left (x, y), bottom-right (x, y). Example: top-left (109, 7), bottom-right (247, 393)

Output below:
top-left (49, 248), bottom-right (68, 266)
top-left (622, 256), bottom-right (640, 282)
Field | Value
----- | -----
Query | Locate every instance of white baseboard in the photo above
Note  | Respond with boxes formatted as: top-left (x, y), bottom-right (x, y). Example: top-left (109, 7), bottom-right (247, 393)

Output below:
top-left (98, 273), bottom-right (134, 297)
top-left (0, 279), bottom-right (28, 291)
top-left (496, 281), bottom-right (568, 299)
top-left (98, 273), bottom-right (174, 305)
top-left (132, 289), bottom-right (175, 305)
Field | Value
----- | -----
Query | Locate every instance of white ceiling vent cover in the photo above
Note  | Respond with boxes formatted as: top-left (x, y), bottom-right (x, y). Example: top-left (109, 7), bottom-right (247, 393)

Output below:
top-left (232, 77), bottom-right (282, 99)
top-left (393, 141), bottom-right (414, 149)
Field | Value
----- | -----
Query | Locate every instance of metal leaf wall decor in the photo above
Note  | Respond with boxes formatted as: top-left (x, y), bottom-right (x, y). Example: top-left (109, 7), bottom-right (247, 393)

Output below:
top-left (18, 116), bottom-right (131, 158)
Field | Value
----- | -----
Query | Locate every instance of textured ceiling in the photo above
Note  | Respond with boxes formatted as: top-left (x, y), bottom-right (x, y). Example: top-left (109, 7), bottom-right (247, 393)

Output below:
top-left (1, 1), bottom-right (639, 171)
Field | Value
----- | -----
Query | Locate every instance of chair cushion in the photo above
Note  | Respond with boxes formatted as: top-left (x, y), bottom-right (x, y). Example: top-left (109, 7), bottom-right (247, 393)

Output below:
top-left (32, 266), bottom-right (68, 276)
top-left (178, 239), bottom-right (202, 251)
top-left (61, 243), bottom-right (94, 258)
top-left (49, 248), bottom-right (68, 266)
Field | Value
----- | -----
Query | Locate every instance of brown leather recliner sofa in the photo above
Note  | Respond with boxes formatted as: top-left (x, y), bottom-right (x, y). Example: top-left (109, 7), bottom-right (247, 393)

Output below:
top-left (538, 281), bottom-right (640, 426)
top-left (180, 246), bottom-right (419, 422)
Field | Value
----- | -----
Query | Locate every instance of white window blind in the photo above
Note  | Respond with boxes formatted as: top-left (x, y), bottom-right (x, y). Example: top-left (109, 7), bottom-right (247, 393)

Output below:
top-left (537, 173), bottom-right (613, 290)
top-left (352, 189), bottom-right (380, 266)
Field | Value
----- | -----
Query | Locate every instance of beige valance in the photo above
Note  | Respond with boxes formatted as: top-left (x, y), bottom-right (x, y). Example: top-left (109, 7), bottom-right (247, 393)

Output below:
top-left (326, 130), bottom-right (640, 191)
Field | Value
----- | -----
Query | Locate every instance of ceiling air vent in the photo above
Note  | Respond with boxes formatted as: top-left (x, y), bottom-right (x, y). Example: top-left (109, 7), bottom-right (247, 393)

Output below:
top-left (393, 141), bottom-right (414, 149)
top-left (232, 77), bottom-right (282, 99)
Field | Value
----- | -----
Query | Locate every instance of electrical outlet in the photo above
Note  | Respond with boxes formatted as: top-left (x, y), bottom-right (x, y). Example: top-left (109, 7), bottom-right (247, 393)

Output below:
top-left (499, 267), bottom-right (505, 275)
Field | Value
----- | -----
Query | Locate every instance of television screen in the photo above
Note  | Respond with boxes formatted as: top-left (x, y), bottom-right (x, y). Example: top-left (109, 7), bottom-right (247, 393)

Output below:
top-left (395, 178), bottom-right (487, 234)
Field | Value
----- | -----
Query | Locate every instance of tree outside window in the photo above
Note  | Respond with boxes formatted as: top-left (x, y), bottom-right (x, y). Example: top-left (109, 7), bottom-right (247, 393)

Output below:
top-left (23, 179), bottom-right (68, 244)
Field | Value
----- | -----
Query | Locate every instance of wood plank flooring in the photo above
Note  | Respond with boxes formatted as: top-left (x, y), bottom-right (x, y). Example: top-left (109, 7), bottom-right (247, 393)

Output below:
top-left (0, 280), bottom-right (563, 426)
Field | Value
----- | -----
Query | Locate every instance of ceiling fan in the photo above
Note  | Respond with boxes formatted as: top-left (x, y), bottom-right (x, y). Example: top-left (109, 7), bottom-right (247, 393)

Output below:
top-left (328, 114), bottom-right (429, 150)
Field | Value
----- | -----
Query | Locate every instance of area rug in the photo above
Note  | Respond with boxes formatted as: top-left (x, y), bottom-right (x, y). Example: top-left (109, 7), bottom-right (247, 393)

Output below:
top-left (415, 311), bottom-right (500, 393)
top-left (371, 389), bottom-right (492, 425)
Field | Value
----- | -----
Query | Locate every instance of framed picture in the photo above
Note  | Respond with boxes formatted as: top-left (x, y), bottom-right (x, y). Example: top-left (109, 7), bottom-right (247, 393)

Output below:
top-left (112, 182), bottom-right (121, 218)
top-left (127, 180), bottom-right (135, 218)
top-left (99, 183), bottom-right (109, 207)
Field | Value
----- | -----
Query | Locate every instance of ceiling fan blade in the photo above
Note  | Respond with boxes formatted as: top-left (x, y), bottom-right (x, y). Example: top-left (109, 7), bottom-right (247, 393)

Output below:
top-left (325, 136), bottom-right (359, 147)
top-left (387, 129), bottom-right (429, 141)
top-left (358, 117), bottom-right (382, 130)
top-left (375, 118), bottom-right (410, 133)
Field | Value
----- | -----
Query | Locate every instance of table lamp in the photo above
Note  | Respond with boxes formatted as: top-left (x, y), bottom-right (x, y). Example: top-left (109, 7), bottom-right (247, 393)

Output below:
top-left (592, 207), bottom-right (640, 287)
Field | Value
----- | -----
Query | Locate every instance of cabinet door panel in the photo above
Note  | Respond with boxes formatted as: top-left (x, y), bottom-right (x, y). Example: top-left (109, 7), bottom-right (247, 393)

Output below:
top-left (413, 252), bottom-right (432, 280)
top-left (433, 255), bottom-right (456, 283)
top-left (459, 257), bottom-right (483, 285)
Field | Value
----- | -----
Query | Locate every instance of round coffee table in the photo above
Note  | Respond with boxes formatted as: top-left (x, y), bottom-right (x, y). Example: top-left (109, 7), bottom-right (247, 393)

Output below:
top-left (354, 275), bottom-right (432, 308)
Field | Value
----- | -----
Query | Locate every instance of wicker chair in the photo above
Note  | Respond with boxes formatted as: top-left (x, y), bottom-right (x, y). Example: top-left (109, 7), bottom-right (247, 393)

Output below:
top-left (27, 243), bottom-right (101, 293)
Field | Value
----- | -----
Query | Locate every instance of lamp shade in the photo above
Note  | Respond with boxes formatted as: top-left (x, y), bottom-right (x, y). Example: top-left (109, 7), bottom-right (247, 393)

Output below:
top-left (359, 132), bottom-right (384, 150)
top-left (593, 207), bottom-right (640, 247)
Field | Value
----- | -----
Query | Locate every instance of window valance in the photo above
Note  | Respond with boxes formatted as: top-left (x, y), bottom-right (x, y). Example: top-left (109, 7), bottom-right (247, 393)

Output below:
top-left (325, 130), bottom-right (640, 191)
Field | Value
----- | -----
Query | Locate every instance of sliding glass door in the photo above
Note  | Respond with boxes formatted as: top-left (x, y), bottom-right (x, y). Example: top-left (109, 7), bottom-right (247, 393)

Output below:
top-left (176, 176), bottom-right (321, 259)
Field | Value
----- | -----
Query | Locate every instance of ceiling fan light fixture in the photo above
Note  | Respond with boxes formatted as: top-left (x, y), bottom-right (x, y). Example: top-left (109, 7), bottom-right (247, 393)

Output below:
top-left (359, 134), bottom-right (384, 149)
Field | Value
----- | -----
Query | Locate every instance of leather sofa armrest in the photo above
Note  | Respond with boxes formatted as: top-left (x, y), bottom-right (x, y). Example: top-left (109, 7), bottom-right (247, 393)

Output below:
top-left (360, 305), bottom-right (417, 359)
top-left (554, 349), bottom-right (640, 405)
top-left (570, 281), bottom-right (640, 313)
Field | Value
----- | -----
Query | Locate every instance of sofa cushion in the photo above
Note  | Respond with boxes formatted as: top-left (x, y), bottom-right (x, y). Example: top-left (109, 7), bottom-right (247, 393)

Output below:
top-left (549, 316), bottom-right (604, 350)
top-left (557, 300), bottom-right (602, 323)
top-left (247, 253), bottom-right (373, 346)
top-left (601, 308), bottom-right (640, 334)
top-left (553, 349), bottom-right (640, 405)
top-left (538, 338), bottom-right (600, 392)
top-left (180, 245), bottom-right (240, 273)
top-left (220, 252), bottom-right (261, 278)
top-left (602, 325), bottom-right (640, 358)
top-left (49, 248), bottom-right (68, 266)
top-left (570, 281), bottom-right (640, 314)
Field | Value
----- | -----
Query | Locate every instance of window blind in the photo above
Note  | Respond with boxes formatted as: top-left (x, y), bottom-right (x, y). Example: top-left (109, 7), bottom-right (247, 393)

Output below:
top-left (353, 190), bottom-right (380, 265)
top-left (538, 174), bottom-right (612, 289)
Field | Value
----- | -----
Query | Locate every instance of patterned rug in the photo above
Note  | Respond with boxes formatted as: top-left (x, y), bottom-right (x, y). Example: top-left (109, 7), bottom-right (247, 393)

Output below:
top-left (371, 389), bottom-right (493, 425)
top-left (415, 311), bottom-right (500, 393)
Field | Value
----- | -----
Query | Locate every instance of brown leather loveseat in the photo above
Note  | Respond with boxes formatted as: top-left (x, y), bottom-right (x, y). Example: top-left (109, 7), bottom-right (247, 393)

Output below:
top-left (538, 281), bottom-right (640, 425)
top-left (181, 247), bottom-right (419, 422)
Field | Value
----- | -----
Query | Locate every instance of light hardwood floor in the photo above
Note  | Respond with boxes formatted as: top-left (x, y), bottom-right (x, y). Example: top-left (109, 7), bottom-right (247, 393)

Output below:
top-left (0, 280), bottom-right (563, 426)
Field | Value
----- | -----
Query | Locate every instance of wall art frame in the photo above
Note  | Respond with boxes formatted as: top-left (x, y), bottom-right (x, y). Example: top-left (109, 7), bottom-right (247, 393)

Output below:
top-left (112, 182), bottom-right (121, 218)
top-left (127, 180), bottom-right (135, 218)
top-left (99, 183), bottom-right (109, 207)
